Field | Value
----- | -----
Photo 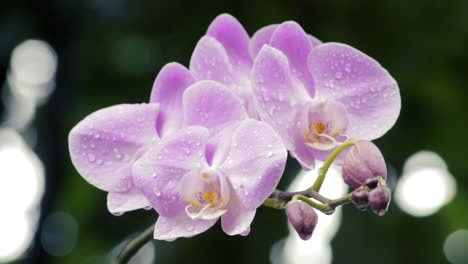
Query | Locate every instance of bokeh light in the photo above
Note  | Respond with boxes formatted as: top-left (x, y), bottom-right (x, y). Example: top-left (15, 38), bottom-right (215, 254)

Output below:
top-left (395, 151), bottom-right (456, 217)
top-left (444, 229), bottom-right (468, 264)
top-left (0, 129), bottom-right (45, 262)
top-left (41, 212), bottom-right (79, 257)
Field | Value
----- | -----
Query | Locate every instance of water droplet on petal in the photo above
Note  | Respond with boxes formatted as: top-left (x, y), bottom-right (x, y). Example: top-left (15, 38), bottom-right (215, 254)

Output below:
top-left (87, 153), bottom-right (96, 162)
top-left (345, 63), bottom-right (352, 73)
top-left (267, 152), bottom-right (273, 157)
top-left (153, 187), bottom-right (161, 197)
top-left (185, 223), bottom-right (194, 231)
top-left (335, 71), bottom-right (343, 79)
top-left (112, 211), bottom-right (124, 216)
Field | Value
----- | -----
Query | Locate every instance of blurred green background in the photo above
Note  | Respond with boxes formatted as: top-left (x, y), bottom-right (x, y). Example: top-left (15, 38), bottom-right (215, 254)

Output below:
top-left (1, 0), bottom-right (467, 263)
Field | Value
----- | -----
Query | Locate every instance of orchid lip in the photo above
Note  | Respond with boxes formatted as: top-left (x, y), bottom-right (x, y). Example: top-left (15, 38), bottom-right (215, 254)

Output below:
top-left (180, 168), bottom-right (230, 220)
top-left (302, 100), bottom-right (349, 151)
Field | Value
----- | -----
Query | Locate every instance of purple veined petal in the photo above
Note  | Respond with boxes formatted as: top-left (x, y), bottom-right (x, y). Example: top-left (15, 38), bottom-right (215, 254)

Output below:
top-left (190, 36), bottom-right (234, 85)
top-left (183, 80), bottom-right (248, 130)
top-left (251, 45), bottom-right (309, 148)
top-left (308, 42), bottom-right (401, 140)
top-left (132, 126), bottom-right (210, 217)
top-left (221, 184), bottom-right (256, 236)
top-left (69, 103), bottom-right (159, 192)
top-left (220, 119), bottom-right (287, 211)
top-left (249, 24), bottom-right (278, 58)
top-left (207, 13), bottom-right (252, 71)
top-left (150, 63), bottom-right (195, 137)
top-left (153, 210), bottom-right (217, 241)
top-left (270, 21), bottom-right (315, 96)
top-left (107, 187), bottom-right (151, 215)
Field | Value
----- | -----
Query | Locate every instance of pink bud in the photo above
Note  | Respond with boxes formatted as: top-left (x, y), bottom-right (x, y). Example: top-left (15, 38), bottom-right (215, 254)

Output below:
top-left (286, 201), bottom-right (318, 240)
top-left (351, 188), bottom-right (370, 210)
top-left (342, 140), bottom-right (387, 189)
top-left (369, 186), bottom-right (391, 216)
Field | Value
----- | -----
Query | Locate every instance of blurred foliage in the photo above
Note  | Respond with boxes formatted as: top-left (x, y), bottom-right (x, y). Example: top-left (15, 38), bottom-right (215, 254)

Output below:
top-left (1, 0), bottom-right (468, 263)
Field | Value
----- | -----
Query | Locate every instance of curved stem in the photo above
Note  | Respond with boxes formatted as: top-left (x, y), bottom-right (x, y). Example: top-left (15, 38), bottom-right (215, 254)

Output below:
top-left (292, 194), bottom-right (334, 214)
top-left (311, 141), bottom-right (356, 192)
top-left (115, 224), bottom-right (155, 264)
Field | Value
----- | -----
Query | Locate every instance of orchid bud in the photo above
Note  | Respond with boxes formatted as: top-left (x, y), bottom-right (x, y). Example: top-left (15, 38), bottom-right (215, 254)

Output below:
top-left (352, 188), bottom-right (370, 210)
top-left (342, 140), bottom-right (387, 189)
top-left (369, 186), bottom-right (391, 216)
top-left (286, 201), bottom-right (318, 240)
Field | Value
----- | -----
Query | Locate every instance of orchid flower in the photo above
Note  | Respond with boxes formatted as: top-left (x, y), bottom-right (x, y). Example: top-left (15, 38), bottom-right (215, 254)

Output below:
top-left (190, 14), bottom-right (258, 118)
top-left (68, 62), bottom-right (245, 215)
top-left (250, 21), bottom-right (401, 169)
top-left (132, 84), bottom-right (287, 240)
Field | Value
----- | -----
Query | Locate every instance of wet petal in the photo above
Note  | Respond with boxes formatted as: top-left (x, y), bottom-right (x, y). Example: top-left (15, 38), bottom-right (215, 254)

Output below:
top-left (190, 36), bottom-right (234, 85)
top-left (68, 103), bottom-right (159, 192)
top-left (270, 21), bottom-right (315, 96)
top-left (221, 187), bottom-right (256, 236)
top-left (132, 126), bottom-right (209, 217)
top-left (249, 24), bottom-right (278, 58)
top-left (308, 43), bottom-right (401, 140)
top-left (183, 80), bottom-right (247, 130)
top-left (107, 187), bottom-right (150, 214)
top-left (154, 210), bottom-right (217, 241)
top-left (251, 45), bottom-right (308, 147)
top-left (150, 63), bottom-right (195, 137)
top-left (207, 14), bottom-right (252, 71)
top-left (221, 119), bottom-right (287, 210)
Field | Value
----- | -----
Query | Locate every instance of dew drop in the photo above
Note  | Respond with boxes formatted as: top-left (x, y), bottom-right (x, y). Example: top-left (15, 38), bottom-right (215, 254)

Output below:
top-left (153, 187), bottom-right (161, 197)
top-left (112, 211), bottom-right (124, 216)
top-left (185, 223), bottom-right (194, 231)
top-left (334, 71), bottom-right (343, 79)
top-left (345, 63), bottom-right (351, 73)
top-left (87, 153), bottom-right (96, 162)
top-left (267, 152), bottom-right (273, 157)
top-left (144, 205), bottom-right (152, 211)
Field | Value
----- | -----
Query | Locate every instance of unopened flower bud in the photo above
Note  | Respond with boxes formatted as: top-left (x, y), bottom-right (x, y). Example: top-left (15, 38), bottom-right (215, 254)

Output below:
top-left (286, 201), bottom-right (318, 240)
top-left (369, 186), bottom-right (391, 216)
top-left (352, 188), bottom-right (369, 210)
top-left (364, 177), bottom-right (379, 189)
top-left (342, 140), bottom-right (387, 189)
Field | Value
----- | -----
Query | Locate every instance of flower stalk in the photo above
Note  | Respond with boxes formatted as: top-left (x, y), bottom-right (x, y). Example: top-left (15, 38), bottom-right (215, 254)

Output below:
top-left (115, 224), bottom-right (155, 264)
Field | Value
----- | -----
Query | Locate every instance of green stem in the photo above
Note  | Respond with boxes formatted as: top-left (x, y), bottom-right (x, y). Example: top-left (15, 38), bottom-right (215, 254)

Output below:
top-left (115, 224), bottom-right (155, 264)
top-left (311, 141), bottom-right (356, 192)
top-left (292, 194), bottom-right (334, 214)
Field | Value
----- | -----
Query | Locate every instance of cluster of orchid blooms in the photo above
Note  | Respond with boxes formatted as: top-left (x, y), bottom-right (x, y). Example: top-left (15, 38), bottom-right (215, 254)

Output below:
top-left (69, 14), bottom-right (400, 243)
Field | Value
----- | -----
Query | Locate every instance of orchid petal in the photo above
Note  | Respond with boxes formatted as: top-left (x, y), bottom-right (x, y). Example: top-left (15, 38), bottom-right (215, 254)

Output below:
top-left (221, 186), bottom-right (256, 236)
top-left (68, 104), bottom-right (159, 192)
top-left (308, 43), bottom-right (401, 140)
top-left (270, 21), bottom-right (315, 96)
top-left (251, 45), bottom-right (308, 148)
top-left (308, 34), bottom-right (322, 47)
top-left (150, 63), bottom-right (195, 137)
top-left (183, 80), bottom-right (247, 130)
top-left (249, 24), bottom-right (278, 58)
top-left (190, 36), bottom-right (234, 85)
top-left (133, 126), bottom-right (209, 217)
top-left (107, 188), bottom-right (151, 214)
top-left (221, 119), bottom-right (287, 210)
top-left (207, 14), bottom-right (252, 71)
top-left (154, 211), bottom-right (217, 241)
